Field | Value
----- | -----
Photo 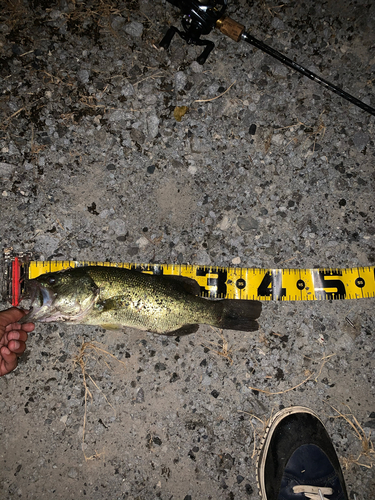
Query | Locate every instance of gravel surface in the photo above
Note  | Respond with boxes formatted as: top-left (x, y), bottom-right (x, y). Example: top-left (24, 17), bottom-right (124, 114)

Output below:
top-left (0, 0), bottom-right (374, 499)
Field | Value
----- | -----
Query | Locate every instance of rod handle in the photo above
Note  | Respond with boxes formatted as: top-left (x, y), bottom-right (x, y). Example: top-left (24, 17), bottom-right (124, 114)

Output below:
top-left (216, 16), bottom-right (244, 42)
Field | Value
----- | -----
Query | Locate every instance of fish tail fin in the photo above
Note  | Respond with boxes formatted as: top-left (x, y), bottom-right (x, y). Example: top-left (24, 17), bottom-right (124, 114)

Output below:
top-left (217, 299), bottom-right (262, 332)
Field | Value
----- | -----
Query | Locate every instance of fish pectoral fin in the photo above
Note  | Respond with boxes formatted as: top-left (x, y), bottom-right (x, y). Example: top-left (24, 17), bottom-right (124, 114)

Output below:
top-left (163, 324), bottom-right (199, 337)
top-left (95, 296), bottom-right (128, 312)
top-left (161, 275), bottom-right (201, 296)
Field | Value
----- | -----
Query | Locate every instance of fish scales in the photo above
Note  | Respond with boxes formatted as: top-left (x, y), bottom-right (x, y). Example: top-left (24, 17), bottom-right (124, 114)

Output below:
top-left (21, 266), bottom-right (262, 335)
top-left (83, 267), bottom-right (223, 333)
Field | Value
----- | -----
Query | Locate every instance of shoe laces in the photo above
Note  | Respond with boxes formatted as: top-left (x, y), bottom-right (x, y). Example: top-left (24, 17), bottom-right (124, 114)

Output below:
top-left (293, 485), bottom-right (333, 500)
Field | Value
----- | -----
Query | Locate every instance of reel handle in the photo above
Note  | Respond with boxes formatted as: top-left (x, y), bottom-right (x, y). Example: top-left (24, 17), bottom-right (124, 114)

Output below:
top-left (160, 26), bottom-right (180, 50)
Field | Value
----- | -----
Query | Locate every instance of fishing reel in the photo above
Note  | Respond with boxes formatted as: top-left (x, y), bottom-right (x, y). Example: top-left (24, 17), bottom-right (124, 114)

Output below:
top-left (160, 0), bottom-right (229, 64)
top-left (160, 0), bottom-right (375, 116)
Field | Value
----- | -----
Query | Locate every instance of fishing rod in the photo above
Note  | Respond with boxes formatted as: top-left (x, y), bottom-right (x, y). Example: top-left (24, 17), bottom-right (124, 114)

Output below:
top-left (159, 0), bottom-right (375, 117)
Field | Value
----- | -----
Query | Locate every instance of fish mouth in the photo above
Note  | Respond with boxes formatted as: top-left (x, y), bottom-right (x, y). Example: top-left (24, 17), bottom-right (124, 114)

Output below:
top-left (19, 279), bottom-right (98, 324)
top-left (19, 281), bottom-right (56, 323)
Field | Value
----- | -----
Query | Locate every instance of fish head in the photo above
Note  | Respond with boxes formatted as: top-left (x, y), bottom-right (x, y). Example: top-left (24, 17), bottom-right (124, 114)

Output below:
top-left (22, 268), bottom-right (99, 323)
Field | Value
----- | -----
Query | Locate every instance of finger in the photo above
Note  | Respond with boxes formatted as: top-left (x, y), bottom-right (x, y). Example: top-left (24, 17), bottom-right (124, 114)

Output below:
top-left (8, 339), bottom-right (26, 354)
top-left (7, 330), bottom-right (29, 343)
top-left (0, 346), bottom-right (17, 375)
top-left (5, 322), bottom-right (23, 332)
top-left (21, 322), bottom-right (35, 332)
top-left (0, 308), bottom-right (26, 327)
top-left (5, 322), bottom-right (35, 335)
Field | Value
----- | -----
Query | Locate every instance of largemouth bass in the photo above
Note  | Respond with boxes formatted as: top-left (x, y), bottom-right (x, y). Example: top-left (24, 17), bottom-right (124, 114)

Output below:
top-left (21, 266), bottom-right (262, 335)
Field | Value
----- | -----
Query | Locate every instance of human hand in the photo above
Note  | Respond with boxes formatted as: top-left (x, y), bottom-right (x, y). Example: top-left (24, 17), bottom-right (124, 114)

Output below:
top-left (0, 308), bottom-right (34, 376)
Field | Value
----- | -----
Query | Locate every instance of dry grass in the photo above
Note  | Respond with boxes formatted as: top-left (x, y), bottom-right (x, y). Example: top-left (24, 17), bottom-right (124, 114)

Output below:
top-left (73, 340), bottom-right (126, 461)
top-left (1, 0), bottom-right (126, 35)
top-left (200, 328), bottom-right (234, 364)
top-left (60, 0), bottom-right (157, 41)
top-left (194, 81), bottom-right (236, 103)
top-left (2, 97), bottom-right (45, 131)
top-left (324, 402), bottom-right (375, 470)
top-left (260, 1), bottom-right (287, 17)
top-left (62, 0), bottom-right (126, 32)
top-left (307, 111), bottom-right (326, 152)
top-left (239, 409), bottom-right (274, 459)
top-left (0, 0), bottom-right (29, 28)
top-left (248, 353), bottom-right (335, 396)
top-left (29, 124), bottom-right (46, 158)
top-left (264, 130), bottom-right (273, 154)
top-left (276, 111), bottom-right (326, 152)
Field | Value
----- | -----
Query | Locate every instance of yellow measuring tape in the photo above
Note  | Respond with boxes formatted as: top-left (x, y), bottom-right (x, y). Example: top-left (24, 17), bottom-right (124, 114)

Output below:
top-left (26, 260), bottom-right (375, 302)
top-left (3, 250), bottom-right (374, 305)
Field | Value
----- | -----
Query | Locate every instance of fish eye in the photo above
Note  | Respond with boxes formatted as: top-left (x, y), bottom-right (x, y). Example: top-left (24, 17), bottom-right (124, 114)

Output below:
top-left (48, 277), bottom-right (56, 285)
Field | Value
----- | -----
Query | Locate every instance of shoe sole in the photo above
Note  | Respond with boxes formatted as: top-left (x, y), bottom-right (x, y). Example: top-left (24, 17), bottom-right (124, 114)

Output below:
top-left (256, 406), bottom-right (325, 500)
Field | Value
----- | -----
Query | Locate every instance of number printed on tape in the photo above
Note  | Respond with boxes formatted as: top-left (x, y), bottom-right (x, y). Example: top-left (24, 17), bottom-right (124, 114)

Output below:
top-left (25, 261), bottom-right (375, 301)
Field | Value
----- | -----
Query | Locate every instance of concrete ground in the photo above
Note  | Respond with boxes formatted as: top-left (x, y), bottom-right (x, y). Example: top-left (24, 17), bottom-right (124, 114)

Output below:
top-left (0, 0), bottom-right (374, 499)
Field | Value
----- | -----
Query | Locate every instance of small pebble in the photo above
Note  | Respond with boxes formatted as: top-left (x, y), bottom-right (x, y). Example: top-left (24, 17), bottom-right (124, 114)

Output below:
top-left (68, 468), bottom-right (78, 479)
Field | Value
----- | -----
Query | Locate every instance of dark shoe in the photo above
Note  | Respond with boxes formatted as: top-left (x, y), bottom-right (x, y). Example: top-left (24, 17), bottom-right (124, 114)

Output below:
top-left (257, 406), bottom-right (348, 500)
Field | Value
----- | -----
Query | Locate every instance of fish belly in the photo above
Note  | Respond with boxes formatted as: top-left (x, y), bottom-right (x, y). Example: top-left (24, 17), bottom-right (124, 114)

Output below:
top-left (79, 290), bottom-right (218, 334)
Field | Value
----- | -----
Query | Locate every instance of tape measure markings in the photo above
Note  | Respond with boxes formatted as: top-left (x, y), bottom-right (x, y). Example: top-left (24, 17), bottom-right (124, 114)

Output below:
top-left (25, 260), bottom-right (375, 302)
top-left (3, 253), bottom-right (374, 306)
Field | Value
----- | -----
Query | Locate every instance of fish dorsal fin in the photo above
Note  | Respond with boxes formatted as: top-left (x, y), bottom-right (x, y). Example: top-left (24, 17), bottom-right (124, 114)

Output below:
top-left (161, 275), bottom-right (201, 296)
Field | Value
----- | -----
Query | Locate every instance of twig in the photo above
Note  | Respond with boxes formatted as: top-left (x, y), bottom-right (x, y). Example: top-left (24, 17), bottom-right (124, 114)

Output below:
top-left (200, 328), bottom-right (233, 364)
top-left (3, 98), bottom-right (44, 125)
top-left (195, 81), bottom-right (236, 103)
top-left (324, 401), bottom-right (375, 469)
top-left (248, 372), bottom-right (313, 395)
top-left (238, 410), bottom-right (273, 459)
top-left (73, 341), bottom-right (126, 461)
top-left (133, 71), bottom-right (165, 86)
top-left (248, 354), bottom-right (335, 395)
top-left (4, 106), bottom-right (26, 122)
